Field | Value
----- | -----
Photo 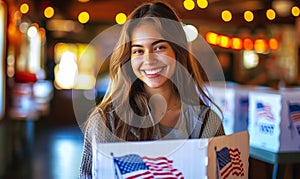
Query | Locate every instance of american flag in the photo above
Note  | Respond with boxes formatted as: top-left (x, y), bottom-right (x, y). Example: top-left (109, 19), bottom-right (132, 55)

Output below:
top-left (113, 154), bottom-right (184, 179)
top-left (256, 102), bottom-right (274, 121)
top-left (216, 147), bottom-right (244, 179)
top-left (288, 103), bottom-right (300, 123)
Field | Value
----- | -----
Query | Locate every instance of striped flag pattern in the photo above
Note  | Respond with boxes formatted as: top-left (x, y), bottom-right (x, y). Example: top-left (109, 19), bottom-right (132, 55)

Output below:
top-left (288, 103), bottom-right (300, 123)
top-left (113, 154), bottom-right (184, 179)
top-left (256, 102), bottom-right (274, 121)
top-left (216, 147), bottom-right (244, 179)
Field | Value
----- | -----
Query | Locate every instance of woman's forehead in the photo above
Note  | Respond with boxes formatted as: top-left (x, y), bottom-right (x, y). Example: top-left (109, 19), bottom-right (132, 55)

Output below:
top-left (131, 23), bottom-right (164, 41)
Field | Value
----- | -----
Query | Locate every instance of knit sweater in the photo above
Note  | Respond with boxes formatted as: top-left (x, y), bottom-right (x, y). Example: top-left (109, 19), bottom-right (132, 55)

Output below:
top-left (79, 104), bottom-right (225, 178)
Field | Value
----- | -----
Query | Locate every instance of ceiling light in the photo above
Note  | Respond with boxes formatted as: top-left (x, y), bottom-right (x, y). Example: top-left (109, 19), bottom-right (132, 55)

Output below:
top-left (78, 0), bottom-right (90, 2)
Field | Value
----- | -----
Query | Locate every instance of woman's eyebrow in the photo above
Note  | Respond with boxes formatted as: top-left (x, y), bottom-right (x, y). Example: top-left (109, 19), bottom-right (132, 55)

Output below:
top-left (131, 39), bottom-right (167, 48)
top-left (151, 39), bottom-right (167, 46)
top-left (131, 44), bottom-right (143, 48)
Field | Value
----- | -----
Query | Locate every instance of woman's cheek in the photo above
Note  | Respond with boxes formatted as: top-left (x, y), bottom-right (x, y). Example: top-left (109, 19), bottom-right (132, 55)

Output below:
top-left (131, 59), bottom-right (141, 75)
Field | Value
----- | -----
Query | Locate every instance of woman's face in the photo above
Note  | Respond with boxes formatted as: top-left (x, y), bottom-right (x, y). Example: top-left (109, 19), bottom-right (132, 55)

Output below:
top-left (130, 23), bottom-right (176, 90)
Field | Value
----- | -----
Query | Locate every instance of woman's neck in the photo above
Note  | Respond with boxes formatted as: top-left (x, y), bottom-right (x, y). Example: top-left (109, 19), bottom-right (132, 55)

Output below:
top-left (144, 81), bottom-right (181, 128)
top-left (144, 81), bottom-right (178, 108)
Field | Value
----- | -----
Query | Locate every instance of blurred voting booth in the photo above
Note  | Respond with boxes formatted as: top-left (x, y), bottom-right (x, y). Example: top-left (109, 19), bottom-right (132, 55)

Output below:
top-left (92, 131), bottom-right (249, 179)
top-left (210, 82), bottom-right (256, 135)
top-left (248, 89), bottom-right (300, 152)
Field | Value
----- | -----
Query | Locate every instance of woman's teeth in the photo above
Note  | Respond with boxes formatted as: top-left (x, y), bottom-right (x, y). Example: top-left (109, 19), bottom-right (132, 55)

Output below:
top-left (143, 67), bottom-right (164, 75)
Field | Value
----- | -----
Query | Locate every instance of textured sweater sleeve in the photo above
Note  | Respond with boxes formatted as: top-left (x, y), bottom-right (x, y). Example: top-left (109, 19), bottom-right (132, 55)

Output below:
top-left (79, 110), bottom-right (115, 179)
top-left (199, 108), bottom-right (225, 138)
top-left (79, 131), bottom-right (93, 179)
top-left (79, 112), bottom-right (99, 179)
top-left (79, 110), bottom-right (121, 179)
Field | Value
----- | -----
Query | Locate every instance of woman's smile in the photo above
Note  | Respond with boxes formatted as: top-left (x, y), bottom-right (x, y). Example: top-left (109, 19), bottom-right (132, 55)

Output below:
top-left (141, 66), bottom-right (166, 77)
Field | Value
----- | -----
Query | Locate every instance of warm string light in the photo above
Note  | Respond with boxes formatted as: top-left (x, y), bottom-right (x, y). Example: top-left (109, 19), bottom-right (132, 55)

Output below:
top-left (291, 6), bottom-right (300, 17)
top-left (205, 32), bottom-right (218, 45)
top-left (244, 11), bottom-right (254, 22)
top-left (269, 38), bottom-right (279, 50)
top-left (218, 35), bottom-right (231, 48)
top-left (184, 0), bottom-right (209, 10)
top-left (78, 11), bottom-right (90, 24)
top-left (182, 1), bottom-right (299, 23)
top-left (205, 32), bottom-right (279, 51)
top-left (78, 0), bottom-right (90, 2)
top-left (221, 10), bottom-right (232, 22)
top-left (266, 9), bottom-right (276, 20)
top-left (197, 0), bottom-right (208, 9)
top-left (254, 39), bottom-right (268, 52)
top-left (115, 13), bottom-right (127, 24)
top-left (231, 37), bottom-right (243, 50)
top-left (20, 3), bottom-right (29, 14)
top-left (183, 0), bottom-right (195, 11)
top-left (44, 6), bottom-right (54, 19)
top-left (17, 2), bottom-right (300, 24)
top-left (243, 38), bottom-right (253, 50)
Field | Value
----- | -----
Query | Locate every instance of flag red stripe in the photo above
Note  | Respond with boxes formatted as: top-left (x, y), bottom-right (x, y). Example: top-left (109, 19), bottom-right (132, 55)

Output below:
top-left (145, 164), bottom-right (172, 167)
top-left (221, 163), bottom-right (232, 178)
top-left (147, 167), bottom-right (177, 171)
top-left (222, 166), bottom-right (244, 179)
top-left (228, 148), bottom-right (240, 155)
top-left (125, 169), bottom-right (184, 179)
top-left (126, 171), bottom-right (152, 179)
top-left (230, 154), bottom-right (241, 159)
top-left (142, 156), bottom-right (173, 163)
top-left (152, 170), bottom-right (183, 177)
top-left (291, 113), bottom-right (300, 122)
top-left (232, 169), bottom-right (245, 177)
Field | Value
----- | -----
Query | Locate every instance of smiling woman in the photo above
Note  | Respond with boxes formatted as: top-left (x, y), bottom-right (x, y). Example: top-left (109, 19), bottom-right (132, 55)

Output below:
top-left (79, 1), bottom-right (225, 178)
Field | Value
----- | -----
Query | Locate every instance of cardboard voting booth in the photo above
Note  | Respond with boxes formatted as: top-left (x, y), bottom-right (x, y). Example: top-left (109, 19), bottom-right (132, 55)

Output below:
top-left (92, 131), bottom-right (249, 179)
top-left (248, 90), bottom-right (300, 152)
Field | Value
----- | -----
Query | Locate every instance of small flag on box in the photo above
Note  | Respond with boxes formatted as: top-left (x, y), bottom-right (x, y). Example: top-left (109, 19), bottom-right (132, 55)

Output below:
top-left (288, 102), bottom-right (300, 123)
top-left (256, 102), bottom-right (274, 121)
top-left (215, 147), bottom-right (244, 179)
top-left (112, 153), bottom-right (184, 179)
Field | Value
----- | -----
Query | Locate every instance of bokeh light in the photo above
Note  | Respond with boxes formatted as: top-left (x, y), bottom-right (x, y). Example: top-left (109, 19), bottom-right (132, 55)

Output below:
top-left (221, 10), bottom-right (232, 22)
top-left (197, 0), bottom-right (208, 9)
top-left (20, 3), bottom-right (29, 14)
top-left (115, 13), bottom-right (127, 24)
top-left (266, 9), bottom-right (276, 20)
top-left (183, 0), bottom-right (195, 11)
top-left (244, 10), bottom-right (254, 22)
top-left (44, 6), bottom-right (55, 19)
top-left (292, 6), bottom-right (300, 17)
top-left (78, 11), bottom-right (90, 24)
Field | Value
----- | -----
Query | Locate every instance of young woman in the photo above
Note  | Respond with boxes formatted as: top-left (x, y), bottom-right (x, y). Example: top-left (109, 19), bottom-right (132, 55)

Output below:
top-left (80, 1), bottom-right (224, 178)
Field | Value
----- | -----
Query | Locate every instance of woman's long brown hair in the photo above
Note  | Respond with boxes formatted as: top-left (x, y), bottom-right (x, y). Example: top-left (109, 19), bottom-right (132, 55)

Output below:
top-left (85, 1), bottom-right (219, 141)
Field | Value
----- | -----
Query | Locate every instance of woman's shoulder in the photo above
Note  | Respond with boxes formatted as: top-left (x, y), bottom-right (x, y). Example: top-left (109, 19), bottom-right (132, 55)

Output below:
top-left (84, 107), bottom-right (105, 128)
top-left (85, 103), bottom-right (114, 126)
top-left (184, 103), bottom-right (209, 116)
top-left (184, 103), bottom-right (222, 123)
top-left (83, 105), bottom-right (120, 142)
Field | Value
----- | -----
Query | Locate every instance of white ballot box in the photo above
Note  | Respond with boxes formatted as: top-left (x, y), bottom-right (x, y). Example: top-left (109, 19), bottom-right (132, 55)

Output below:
top-left (248, 89), bottom-right (300, 152)
top-left (92, 131), bottom-right (249, 179)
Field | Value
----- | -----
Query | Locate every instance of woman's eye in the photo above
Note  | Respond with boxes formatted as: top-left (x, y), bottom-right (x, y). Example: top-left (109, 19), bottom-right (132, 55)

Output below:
top-left (132, 49), bottom-right (144, 55)
top-left (154, 45), bottom-right (167, 51)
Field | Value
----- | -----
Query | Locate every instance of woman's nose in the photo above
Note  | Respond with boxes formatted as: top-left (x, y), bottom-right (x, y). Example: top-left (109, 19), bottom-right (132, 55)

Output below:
top-left (143, 49), bottom-right (154, 62)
